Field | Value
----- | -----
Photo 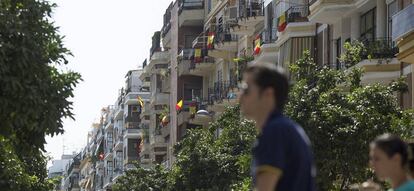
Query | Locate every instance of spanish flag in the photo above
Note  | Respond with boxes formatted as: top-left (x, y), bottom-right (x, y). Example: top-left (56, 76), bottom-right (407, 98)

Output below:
top-left (137, 96), bottom-right (144, 108)
top-left (277, 12), bottom-right (287, 32)
top-left (254, 35), bottom-right (261, 55)
top-left (175, 100), bottom-right (183, 111)
top-left (207, 32), bottom-right (215, 49)
top-left (194, 48), bottom-right (202, 63)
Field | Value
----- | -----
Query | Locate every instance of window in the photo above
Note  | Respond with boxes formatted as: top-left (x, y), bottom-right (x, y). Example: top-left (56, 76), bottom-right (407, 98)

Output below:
top-left (336, 38), bottom-right (341, 69)
top-left (207, 0), bottom-right (211, 13)
top-left (388, 1), bottom-right (398, 39)
top-left (107, 161), bottom-right (113, 176)
top-left (360, 8), bottom-right (376, 41)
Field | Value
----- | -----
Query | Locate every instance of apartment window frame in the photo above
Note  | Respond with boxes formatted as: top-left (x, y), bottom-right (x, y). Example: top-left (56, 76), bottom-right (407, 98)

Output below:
top-left (388, 0), bottom-right (399, 46)
top-left (360, 8), bottom-right (376, 41)
top-left (107, 161), bottom-right (113, 176)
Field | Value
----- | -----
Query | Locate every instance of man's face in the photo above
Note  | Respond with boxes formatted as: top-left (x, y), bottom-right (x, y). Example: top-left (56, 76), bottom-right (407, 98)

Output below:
top-left (239, 73), bottom-right (262, 119)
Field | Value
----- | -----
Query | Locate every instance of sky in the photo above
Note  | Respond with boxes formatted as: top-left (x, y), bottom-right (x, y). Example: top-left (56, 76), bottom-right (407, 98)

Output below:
top-left (45, 0), bottom-right (173, 162)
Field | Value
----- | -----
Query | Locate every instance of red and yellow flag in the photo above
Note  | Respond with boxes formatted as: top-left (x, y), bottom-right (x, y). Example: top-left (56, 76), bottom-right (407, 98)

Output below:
top-left (254, 35), bottom-right (261, 55)
top-left (277, 13), bottom-right (287, 32)
top-left (194, 48), bottom-right (202, 63)
top-left (207, 32), bottom-right (215, 49)
top-left (175, 100), bottom-right (183, 111)
top-left (137, 96), bottom-right (144, 108)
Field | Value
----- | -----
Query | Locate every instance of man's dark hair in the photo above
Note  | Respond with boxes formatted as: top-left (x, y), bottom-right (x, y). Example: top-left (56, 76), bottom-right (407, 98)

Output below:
top-left (245, 64), bottom-right (289, 111)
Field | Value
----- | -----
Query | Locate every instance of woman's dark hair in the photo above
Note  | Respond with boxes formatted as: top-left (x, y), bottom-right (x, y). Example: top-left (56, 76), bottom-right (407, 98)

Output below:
top-left (371, 134), bottom-right (408, 166)
top-left (244, 64), bottom-right (289, 111)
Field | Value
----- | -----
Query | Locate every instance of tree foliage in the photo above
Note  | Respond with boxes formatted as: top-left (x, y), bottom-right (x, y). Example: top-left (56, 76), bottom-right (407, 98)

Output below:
top-left (112, 106), bottom-right (256, 191)
top-left (0, 0), bottom-right (81, 190)
top-left (286, 48), bottom-right (413, 190)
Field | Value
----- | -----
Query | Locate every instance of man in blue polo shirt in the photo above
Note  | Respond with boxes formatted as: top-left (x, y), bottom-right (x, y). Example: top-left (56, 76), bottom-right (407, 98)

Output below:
top-left (239, 64), bottom-right (316, 191)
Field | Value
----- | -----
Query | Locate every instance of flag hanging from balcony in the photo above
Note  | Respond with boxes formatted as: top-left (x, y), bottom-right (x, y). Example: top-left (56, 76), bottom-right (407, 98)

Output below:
top-left (277, 12), bottom-right (287, 32)
top-left (176, 100), bottom-right (183, 111)
top-left (137, 96), bottom-right (144, 108)
top-left (254, 35), bottom-right (262, 55)
top-left (207, 32), bottom-right (215, 49)
top-left (194, 48), bottom-right (202, 63)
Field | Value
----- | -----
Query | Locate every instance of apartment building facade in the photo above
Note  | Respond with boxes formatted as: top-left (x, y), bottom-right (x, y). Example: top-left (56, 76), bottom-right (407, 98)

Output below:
top-left (59, 0), bottom-right (414, 189)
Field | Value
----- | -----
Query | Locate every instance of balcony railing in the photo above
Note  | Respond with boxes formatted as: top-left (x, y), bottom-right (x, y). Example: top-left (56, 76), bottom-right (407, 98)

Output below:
top-left (286, 5), bottom-right (309, 23)
top-left (215, 31), bottom-right (238, 44)
top-left (392, 4), bottom-right (414, 41)
top-left (125, 122), bottom-right (140, 129)
top-left (179, 48), bottom-right (194, 60)
top-left (238, 0), bottom-right (265, 18)
top-left (178, 0), bottom-right (204, 14)
top-left (192, 32), bottom-right (208, 48)
top-left (360, 38), bottom-right (398, 59)
top-left (262, 28), bottom-right (277, 44)
top-left (161, 2), bottom-right (173, 38)
top-left (208, 80), bottom-right (239, 105)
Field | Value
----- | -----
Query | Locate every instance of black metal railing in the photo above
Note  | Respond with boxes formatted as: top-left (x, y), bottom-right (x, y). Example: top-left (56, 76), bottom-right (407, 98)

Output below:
top-left (215, 31), bottom-right (238, 44)
top-left (238, 0), bottom-right (265, 19)
top-left (207, 81), bottom-right (239, 105)
top-left (360, 38), bottom-right (398, 59)
top-left (178, 0), bottom-right (204, 15)
top-left (286, 5), bottom-right (309, 23)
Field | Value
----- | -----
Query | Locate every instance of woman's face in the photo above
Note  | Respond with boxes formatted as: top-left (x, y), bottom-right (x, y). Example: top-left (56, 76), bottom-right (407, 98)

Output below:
top-left (369, 146), bottom-right (402, 180)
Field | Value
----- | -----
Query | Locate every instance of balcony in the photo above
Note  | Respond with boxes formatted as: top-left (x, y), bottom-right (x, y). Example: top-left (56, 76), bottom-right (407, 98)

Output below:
top-left (150, 92), bottom-right (169, 106)
top-left (114, 105), bottom-right (124, 120)
top-left (124, 125), bottom-right (142, 139)
top-left (207, 81), bottom-right (239, 112)
top-left (251, 28), bottom-right (279, 65)
top-left (178, 0), bottom-right (204, 27)
top-left (360, 38), bottom-right (398, 60)
top-left (103, 175), bottom-right (113, 189)
top-left (95, 161), bottom-right (104, 169)
top-left (114, 136), bottom-right (123, 151)
top-left (192, 33), bottom-right (208, 48)
top-left (237, 0), bottom-right (265, 28)
top-left (104, 147), bottom-right (113, 160)
top-left (308, 0), bottom-right (355, 24)
top-left (148, 51), bottom-right (170, 71)
top-left (189, 100), bottom-right (213, 126)
top-left (393, 4), bottom-right (414, 63)
top-left (177, 100), bottom-right (194, 125)
top-left (112, 168), bottom-right (123, 182)
top-left (214, 31), bottom-right (238, 52)
top-left (178, 49), bottom-right (194, 76)
top-left (124, 92), bottom-right (151, 105)
top-left (162, 2), bottom-right (173, 48)
top-left (190, 56), bottom-right (215, 76)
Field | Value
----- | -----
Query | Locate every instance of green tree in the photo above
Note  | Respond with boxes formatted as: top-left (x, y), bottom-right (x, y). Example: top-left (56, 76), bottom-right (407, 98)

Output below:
top-left (286, 48), bottom-right (413, 190)
top-left (112, 164), bottom-right (169, 191)
top-left (168, 105), bottom-right (256, 191)
top-left (0, 0), bottom-right (81, 190)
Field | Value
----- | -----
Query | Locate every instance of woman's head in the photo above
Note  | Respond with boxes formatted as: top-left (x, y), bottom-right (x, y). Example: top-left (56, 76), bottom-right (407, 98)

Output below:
top-left (369, 134), bottom-right (408, 180)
